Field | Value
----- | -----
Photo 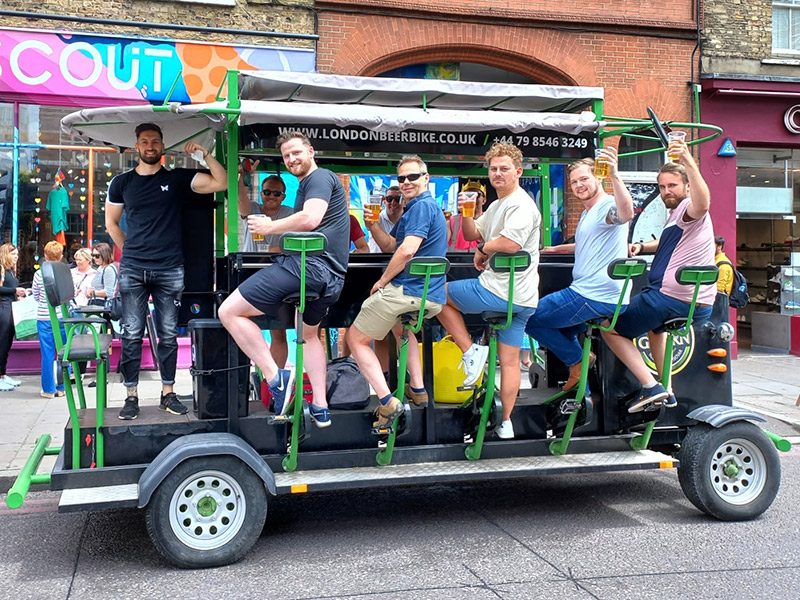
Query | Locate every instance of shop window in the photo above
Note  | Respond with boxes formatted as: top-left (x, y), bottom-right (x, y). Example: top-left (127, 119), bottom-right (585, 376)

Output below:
top-left (617, 136), bottom-right (663, 173)
top-left (736, 148), bottom-right (797, 215)
top-left (773, 1), bottom-right (800, 53)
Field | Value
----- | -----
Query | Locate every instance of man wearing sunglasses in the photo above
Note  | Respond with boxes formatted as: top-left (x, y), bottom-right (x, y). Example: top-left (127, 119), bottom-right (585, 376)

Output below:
top-left (347, 156), bottom-right (448, 430)
top-left (436, 142), bottom-right (540, 440)
top-left (237, 169), bottom-right (294, 252)
top-left (366, 185), bottom-right (404, 253)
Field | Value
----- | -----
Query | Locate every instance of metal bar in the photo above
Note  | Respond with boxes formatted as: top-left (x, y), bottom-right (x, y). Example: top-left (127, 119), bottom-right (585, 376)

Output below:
top-left (12, 105), bottom-right (19, 246)
top-left (540, 161), bottom-right (552, 247)
top-left (6, 434), bottom-right (52, 509)
top-left (87, 149), bottom-right (94, 245)
top-left (763, 430), bottom-right (792, 452)
top-left (226, 71), bottom-right (241, 255)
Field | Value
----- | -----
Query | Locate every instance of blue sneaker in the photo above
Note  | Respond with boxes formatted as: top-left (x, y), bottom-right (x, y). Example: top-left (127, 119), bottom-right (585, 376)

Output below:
top-left (662, 391), bottom-right (678, 409)
top-left (309, 403), bottom-right (332, 428)
top-left (269, 368), bottom-right (295, 416)
top-left (627, 383), bottom-right (669, 413)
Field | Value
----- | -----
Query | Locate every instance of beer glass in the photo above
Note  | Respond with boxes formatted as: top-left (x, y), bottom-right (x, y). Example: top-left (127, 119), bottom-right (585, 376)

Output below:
top-left (462, 192), bottom-right (477, 218)
top-left (667, 131), bottom-right (686, 162)
top-left (593, 149), bottom-right (609, 178)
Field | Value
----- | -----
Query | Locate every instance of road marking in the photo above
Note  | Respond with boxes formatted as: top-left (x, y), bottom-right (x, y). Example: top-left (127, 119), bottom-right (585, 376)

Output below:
top-left (0, 497), bottom-right (59, 515)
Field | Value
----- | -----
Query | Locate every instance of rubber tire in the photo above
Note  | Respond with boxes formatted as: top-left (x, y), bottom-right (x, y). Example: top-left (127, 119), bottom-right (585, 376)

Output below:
top-left (145, 456), bottom-right (268, 568)
top-left (677, 422), bottom-right (781, 521)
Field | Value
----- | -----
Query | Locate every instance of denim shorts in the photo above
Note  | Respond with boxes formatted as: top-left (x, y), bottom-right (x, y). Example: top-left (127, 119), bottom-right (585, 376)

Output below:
top-left (613, 286), bottom-right (712, 339)
top-left (447, 278), bottom-right (535, 347)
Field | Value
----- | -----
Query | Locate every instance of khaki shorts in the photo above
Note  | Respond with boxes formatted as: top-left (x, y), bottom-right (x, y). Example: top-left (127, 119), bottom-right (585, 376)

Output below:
top-left (352, 283), bottom-right (442, 340)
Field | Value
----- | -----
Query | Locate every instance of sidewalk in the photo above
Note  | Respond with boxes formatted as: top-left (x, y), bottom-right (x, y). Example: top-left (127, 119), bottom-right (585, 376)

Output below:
top-left (1, 350), bottom-right (798, 492)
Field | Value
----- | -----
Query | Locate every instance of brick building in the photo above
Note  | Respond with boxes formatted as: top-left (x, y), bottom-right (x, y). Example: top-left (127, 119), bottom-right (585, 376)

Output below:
top-left (700, 0), bottom-right (800, 351)
top-left (316, 0), bottom-right (703, 235)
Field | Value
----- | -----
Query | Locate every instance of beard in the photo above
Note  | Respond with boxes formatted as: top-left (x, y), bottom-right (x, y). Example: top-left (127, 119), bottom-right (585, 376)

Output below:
top-left (139, 151), bottom-right (162, 165)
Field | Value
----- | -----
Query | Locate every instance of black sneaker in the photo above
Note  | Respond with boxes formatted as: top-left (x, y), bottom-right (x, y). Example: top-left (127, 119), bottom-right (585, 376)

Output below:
top-left (160, 392), bottom-right (189, 415)
top-left (118, 396), bottom-right (140, 420)
top-left (627, 383), bottom-right (669, 413)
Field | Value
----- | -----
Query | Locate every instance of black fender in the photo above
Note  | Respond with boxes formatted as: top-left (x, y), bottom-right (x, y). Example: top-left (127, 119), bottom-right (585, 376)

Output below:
top-left (686, 404), bottom-right (766, 428)
top-left (138, 433), bottom-right (276, 508)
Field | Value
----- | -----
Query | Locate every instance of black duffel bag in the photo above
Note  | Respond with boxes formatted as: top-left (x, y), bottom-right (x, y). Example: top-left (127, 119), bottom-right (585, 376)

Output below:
top-left (326, 357), bottom-right (370, 410)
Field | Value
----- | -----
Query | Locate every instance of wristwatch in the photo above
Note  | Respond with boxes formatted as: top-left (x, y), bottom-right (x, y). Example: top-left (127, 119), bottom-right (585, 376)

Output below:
top-left (477, 242), bottom-right (488, 256)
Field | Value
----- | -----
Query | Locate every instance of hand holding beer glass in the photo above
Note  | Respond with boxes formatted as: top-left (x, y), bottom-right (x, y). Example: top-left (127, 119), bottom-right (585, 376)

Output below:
top-left (364, 194), bottom-right (382, 224)
top-left (248, 214), bottom-right (271, 242)
top-left (667, 131), bottom-right (687, 162)
top-left (460, 191), bottom-right (478, 218)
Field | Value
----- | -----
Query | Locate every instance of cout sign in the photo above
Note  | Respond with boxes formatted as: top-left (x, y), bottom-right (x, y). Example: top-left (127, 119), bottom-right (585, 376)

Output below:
top-left (0, 27), bottom-right (314, 105)
top-left (784, 104), bottom-right (800, 134)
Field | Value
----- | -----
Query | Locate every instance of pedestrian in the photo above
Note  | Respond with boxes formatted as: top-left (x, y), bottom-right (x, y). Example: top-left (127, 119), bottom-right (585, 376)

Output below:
top-left (0, 243), bottom-right (26, 391)
top-left (31, 241), bottom-right (66, 398)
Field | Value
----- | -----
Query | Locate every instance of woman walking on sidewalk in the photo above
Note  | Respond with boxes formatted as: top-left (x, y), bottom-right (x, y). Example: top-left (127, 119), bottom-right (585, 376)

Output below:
top-left (0, 244), bottom-right (27, 391)
top-left (31, 241), bottom-right (66, 399)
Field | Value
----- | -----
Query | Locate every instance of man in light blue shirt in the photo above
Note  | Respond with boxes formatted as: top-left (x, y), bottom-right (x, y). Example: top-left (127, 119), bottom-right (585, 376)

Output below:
top-left (525, 148), bottom-right (634, 390)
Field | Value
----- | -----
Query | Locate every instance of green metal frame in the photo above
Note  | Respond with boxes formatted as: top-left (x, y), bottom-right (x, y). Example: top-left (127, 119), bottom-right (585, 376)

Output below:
top-left (630, 266), bottom-right (718, 450)
top-left (278, 233), bottom-right (327, 473)
top-left (545, 259), bottom-right (647, 456)
top-left (376, 257), bottom-right (450, 466)
top-left (465, 251), bottom-right (531, 461)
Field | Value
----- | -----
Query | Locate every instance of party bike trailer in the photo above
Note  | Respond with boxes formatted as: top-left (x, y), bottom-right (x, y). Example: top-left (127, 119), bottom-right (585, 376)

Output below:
top-left (4, 70), bottom-right (789, 569)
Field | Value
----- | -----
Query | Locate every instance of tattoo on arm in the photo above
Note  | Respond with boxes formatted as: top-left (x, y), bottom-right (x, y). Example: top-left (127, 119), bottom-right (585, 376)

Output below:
top-left (607, 206), bottom-right (623, 225)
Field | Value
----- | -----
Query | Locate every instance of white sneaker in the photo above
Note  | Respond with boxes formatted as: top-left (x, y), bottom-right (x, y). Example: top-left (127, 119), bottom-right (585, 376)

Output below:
top-left (497, 419), bottom-right (515, 439)
top-left (460, 344), bottom-right (489, 386)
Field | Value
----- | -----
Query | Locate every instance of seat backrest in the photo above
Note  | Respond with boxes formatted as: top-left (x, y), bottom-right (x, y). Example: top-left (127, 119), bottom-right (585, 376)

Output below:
top-left (606, 258), bottom-right (647, 281)
top-left (280, 232), bottom-right (327, 256)
top-left (490, 251), bottom-right (531, 273)
top-left (404, 256), bottom-right (450, 278)
top-left (675, 265), bottom-right (719, 287)
top-left (42, 261), bottom-right (75, 308)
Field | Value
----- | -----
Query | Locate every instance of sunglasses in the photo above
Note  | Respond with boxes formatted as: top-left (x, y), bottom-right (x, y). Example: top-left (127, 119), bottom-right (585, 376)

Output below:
top-left (261, 189), bottom-right (284, 197)
top-left (397, 173), bottom-right (425, 183)
top-left (91, 253), bottom-right (101, 258)
top-left (385, 196), bottom-right (402, 203)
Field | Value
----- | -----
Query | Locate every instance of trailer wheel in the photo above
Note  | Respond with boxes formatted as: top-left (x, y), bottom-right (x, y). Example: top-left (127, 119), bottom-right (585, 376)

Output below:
top-left (145, 456), bottom-right (267, 568)
top-left (677, 422), bottom-right (780, 521)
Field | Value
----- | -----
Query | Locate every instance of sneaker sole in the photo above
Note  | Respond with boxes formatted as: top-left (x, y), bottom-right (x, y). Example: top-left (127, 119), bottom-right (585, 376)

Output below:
top-left (312, 418), bottom-right (332, 429)
top-left (628, 391), bottom-right (669, 413)
top-left (118, 413), bottom-right (139, 420)
top-left (277, 370), bottom-right (296, 416)
top-left (159, 405), bottom-right (188, 416)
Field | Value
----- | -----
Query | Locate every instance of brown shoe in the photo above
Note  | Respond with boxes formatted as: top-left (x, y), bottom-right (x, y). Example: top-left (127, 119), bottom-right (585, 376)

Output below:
top-left (562, 352), bottom-right (596, 391)
top-left (372, 397), bottom-right (403, 429)
top-left (404, 383), bottom-right (429, 407)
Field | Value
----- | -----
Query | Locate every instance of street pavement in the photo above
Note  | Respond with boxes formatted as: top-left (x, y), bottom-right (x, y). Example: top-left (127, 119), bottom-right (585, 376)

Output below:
top-left (0, 350), bottom-right (798, 599)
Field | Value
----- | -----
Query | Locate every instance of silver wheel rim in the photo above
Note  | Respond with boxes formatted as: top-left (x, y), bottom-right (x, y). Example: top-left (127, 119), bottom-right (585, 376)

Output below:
top-left (708, 437), bottom-right (767, 506)
top-left (168, 469), bottom-right (247, 551)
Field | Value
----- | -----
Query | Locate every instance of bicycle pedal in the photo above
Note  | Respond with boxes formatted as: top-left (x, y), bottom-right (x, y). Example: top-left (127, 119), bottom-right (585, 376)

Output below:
top-left (457, 385), bottom-right (476, 392)
top-left (268, 415), bottom-right (291, 425)
top-left (371, 425), bottom-right (394, 435)
top-left (559, 398), bottom-right (579, 415)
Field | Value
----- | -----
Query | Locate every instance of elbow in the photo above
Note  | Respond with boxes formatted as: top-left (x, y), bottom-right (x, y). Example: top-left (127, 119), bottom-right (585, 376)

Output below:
top-left (300, 212), bottom-right (322, 231)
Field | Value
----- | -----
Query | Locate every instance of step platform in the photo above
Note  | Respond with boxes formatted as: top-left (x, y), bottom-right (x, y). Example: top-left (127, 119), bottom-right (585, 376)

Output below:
top-left (56, 449), bottom-right (676, 512)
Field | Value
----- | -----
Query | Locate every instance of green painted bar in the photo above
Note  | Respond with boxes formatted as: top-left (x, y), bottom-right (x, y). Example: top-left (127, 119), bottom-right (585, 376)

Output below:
top-left (6, 435), bottom-right (52, 509)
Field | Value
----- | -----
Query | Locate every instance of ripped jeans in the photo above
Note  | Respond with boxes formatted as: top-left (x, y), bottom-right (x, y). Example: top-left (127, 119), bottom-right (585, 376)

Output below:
top-left (118, 265), bottom-right (184, 387)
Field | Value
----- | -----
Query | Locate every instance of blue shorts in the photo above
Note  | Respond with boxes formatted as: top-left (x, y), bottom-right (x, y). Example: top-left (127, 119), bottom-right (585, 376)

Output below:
top-left (613, 286), bottom-right (712, 339)
top-left (447, 278), bottom-right (536, 347)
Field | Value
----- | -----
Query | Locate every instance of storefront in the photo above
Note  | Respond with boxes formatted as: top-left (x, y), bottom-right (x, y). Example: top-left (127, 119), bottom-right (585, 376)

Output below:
top-left (0, 26), bottom-right (314, 371)
top-left (700, 77), bottom-right (800, 353)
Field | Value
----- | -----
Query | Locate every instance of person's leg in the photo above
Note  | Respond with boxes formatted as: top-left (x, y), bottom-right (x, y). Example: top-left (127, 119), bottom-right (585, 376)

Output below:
top-left (38, 320), bottom-right (57, 394)
top-left (347, 325), bottom-right (391, 399)
top-left (0, 303), bottom-right (14, 379)
top-left (601, 328), bottom-right (657, 385)
top-left (219, 290), bottom-right (278, 381)
top-left (524, 289), bottom-right (588, 367)
top-left (150, 266), bottom-right (184, 397)
top-left (403, 328), bottom-right (424, 390)
top-left (436, 299), bottom-right (473, 353)
top-left (648, 330), bottom-right (669, 383)
top-left (269, 329), bottom-right (288, 369)
top-left (118, 266), bottom-right (150, 399)
top-left (374, 336), bottom-right (390, 372)
top-left (497, 342), bottom-right (521, 421)
top-left (301, 321), bottom-right (330, 408)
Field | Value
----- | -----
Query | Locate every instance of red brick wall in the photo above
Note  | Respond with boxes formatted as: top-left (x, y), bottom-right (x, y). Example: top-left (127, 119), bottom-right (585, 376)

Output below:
top-left (316, 1), bottom-right (699, 236)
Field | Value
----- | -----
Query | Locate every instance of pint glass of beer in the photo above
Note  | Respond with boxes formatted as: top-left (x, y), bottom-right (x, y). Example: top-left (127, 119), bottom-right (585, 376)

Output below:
top-left (365, 194), bottom-right (382, 224)
top-left (593, 149), bottom-right (609, 179)
top-left (667, 131), bottom-right (687, 162)
top-left (462, 192), bottom-right (477, 218)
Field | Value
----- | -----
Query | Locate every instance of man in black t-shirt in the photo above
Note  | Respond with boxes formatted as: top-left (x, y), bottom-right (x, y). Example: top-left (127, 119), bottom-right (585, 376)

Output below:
top-left (219, 130), bottom-right (349, 428)
top-left (107, 123), bottom-right (227, 421)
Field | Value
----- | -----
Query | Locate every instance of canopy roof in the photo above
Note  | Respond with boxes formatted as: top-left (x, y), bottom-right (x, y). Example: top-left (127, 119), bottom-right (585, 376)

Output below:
top-left (61, 71), bottom-right (605, 151)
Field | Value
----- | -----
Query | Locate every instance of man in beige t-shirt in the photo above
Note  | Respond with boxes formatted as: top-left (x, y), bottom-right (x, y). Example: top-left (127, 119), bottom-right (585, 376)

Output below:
top-left (437, 142), bottom-right (540, 439)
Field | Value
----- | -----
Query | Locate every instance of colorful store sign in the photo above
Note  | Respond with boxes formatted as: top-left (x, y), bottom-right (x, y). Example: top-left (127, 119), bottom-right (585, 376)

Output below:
top-left (0, 27), bottom-right (315, 105)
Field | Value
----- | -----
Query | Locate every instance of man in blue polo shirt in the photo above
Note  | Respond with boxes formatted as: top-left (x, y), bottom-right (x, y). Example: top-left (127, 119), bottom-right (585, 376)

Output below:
top-left (347, 155), bottom-right (448, 430)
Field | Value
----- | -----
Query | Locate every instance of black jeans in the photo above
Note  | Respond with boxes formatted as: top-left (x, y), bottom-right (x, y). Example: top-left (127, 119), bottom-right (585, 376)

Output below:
top-left (119, 265), bottom-right (184, 387)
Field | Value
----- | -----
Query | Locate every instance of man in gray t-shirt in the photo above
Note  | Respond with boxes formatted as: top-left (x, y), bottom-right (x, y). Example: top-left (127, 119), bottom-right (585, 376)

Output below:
top-left (237, 171), bottom-right (294, 252)
top-left (525, 148), bottom-right (634, 391)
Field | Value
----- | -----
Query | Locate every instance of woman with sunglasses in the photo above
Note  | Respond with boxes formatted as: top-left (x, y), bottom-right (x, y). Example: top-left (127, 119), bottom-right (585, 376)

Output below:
top-left (0, 243), bottom-right (27, 391)
top-left (87, 243), bottom-right (118, 307)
